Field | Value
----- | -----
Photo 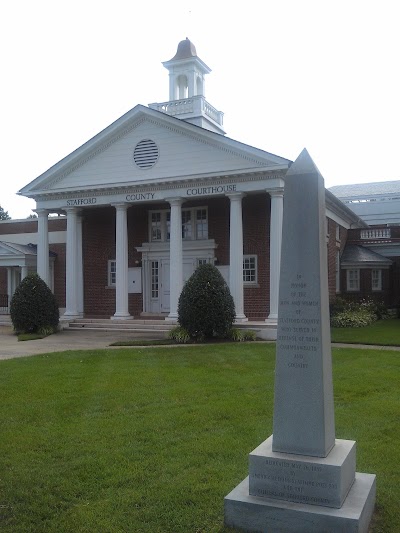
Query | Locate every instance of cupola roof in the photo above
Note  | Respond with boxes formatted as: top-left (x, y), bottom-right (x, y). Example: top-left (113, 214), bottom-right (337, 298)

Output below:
top-left (168, 38), bottom-right (197, 61)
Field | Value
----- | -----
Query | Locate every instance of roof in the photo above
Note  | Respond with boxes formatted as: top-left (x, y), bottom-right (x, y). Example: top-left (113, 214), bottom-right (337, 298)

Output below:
top-left (341, 244), bottom-right (392, 266)
top-left (167, 38), bottom-right (197, 61)
top-left (329, 180), bottom-right (400, 199)
top-left (0, 242), bottom-right (57, 257)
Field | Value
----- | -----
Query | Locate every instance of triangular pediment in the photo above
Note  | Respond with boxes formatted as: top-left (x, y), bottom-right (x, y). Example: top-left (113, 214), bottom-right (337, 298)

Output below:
top-left (0, 242), bottom-right (37, 259)
top-left (19, 105), bottom-right (291, 197)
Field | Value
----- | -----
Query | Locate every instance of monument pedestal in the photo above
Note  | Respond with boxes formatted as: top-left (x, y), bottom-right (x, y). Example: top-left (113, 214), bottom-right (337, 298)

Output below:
top-left (225, 473), bottom-right (376, 533)
top-left (225, 435), bottom-right (376, 532)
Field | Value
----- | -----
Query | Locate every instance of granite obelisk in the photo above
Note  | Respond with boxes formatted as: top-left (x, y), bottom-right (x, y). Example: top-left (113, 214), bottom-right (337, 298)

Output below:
top-left (224, 149), bottom-right (376, 532)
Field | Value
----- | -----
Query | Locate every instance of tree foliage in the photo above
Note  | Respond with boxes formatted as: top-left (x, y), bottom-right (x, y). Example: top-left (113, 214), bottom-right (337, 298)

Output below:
top-left (0, 205), bottom-right (11, 220)
top-left (10, 273), bottom-right (59, 334)
top-left (178, 263), bottom-right (235, 339)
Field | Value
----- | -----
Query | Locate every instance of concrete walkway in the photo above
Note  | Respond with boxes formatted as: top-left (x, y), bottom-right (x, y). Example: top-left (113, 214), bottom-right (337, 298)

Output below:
top-left (0, 326), bottom-right (167, 360)
top-left (0, 326), bottom-right (399, 361)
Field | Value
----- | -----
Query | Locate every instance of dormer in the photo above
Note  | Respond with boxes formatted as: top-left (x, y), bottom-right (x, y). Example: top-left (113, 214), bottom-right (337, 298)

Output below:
top-left (149, 38), bottom-right (225, 135)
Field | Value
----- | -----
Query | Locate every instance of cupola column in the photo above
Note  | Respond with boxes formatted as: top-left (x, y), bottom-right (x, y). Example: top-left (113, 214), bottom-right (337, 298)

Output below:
top-left (266, 189), bottom-right (284, 323)
top-left (227, 192), bottom-right (247, 322)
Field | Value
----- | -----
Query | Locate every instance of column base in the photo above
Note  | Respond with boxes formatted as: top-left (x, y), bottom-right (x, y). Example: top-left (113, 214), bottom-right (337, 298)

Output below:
top-left (62, 312), bottom-right (80, 320)
top-left (111, 314), bottom-right (133, 320)
top-left (265, 315), bottom-right (278, 325)
top-left (165, 315), bottom-right (178, 324)
top-left (234, 315), bottom-right (248, 323)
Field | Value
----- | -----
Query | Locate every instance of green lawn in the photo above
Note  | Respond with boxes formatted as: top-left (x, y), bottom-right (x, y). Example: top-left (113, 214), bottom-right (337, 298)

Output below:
top-left (0, 344), bottom-right (398, 532)
top-left (331, 318), bottom-right (400, 345)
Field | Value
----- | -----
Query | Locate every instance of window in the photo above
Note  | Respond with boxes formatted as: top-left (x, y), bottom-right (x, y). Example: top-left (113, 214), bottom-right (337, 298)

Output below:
top-left (149, 207), bottom-right (208, 242)
top-left (335, 251), bottom-right (340, 293)
top-left (243, 255), bottom-right (257, 285)
top-left (182, 210), bottom-right (192, 239)
top-left (197, 258), bottom-right (210, 267)
top-left (372, 269), bottom-right (382, 291)
top-left (108, 260), bottom-right (116, 286)
top-left (151, 212), bottom-right (162, 241)
top-left (196, 209), bottom-right (208, 239)
top-left (151, 261), bottom-right (159, 298)
top-left (346, 269), bottom-right (360, 291)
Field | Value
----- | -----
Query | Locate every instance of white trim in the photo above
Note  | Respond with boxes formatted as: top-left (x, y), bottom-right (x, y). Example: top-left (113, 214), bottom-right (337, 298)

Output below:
top-left (243, 254), bottom-right (258, 286)
top-left (371, 269), bottom-right (382, 291)
top-left (346, 269), bottom-right (360, 292)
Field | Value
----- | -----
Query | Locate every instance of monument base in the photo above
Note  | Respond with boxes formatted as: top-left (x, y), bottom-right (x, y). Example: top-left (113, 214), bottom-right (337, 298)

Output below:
top-left (224, 473), bottom-right (376, 533)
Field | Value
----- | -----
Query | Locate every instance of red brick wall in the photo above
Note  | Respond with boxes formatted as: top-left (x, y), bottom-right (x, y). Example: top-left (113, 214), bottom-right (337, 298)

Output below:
top-left (80, 195), bottom-right (272, 319)
top-left (243, 194), bottom-right (270, 319)
top-left (0, 217), bottom-right (66, 236)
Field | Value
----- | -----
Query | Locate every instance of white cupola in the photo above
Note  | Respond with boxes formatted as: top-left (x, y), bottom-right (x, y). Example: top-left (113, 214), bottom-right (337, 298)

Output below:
top-left (149, 38), bottom-right (225, 135)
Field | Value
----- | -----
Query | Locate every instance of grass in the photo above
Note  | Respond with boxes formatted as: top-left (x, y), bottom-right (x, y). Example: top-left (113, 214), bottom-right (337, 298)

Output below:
top-left (0, 344), bottom-right (398, 532)
top-left (331, 318), bottom-right (400, 345)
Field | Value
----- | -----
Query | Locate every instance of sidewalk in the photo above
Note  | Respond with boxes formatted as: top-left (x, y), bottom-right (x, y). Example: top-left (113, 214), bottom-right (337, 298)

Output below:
top-left (0, 326), bottom-right (167, 360)
top-left (1, 326), bottom-right (399, 361)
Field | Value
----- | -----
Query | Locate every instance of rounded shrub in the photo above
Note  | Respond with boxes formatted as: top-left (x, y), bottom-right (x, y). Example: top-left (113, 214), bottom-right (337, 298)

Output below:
top-left (10, 273), bottom-right (59, 334)
top-left (330, 308), bottom-right (376, 328)
top-left (178, 263), bottom-right (235, 339)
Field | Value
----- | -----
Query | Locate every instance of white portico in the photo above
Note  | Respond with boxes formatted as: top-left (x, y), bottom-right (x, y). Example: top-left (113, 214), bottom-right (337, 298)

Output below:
top-left (18, 39), bottom-right (291, 325)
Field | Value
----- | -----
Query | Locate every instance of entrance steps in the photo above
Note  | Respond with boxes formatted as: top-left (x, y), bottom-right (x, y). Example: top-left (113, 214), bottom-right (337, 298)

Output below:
top-left (64, 318), bottom-right (278, 340)
top-left (65, 318), bottom-right (174, 334)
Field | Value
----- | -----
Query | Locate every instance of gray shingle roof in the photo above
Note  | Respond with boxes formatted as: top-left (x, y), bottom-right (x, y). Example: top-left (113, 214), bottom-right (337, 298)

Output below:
top-left (329, 180), bottom-right (400, 199)
top-left (341, 244), bottom-right (392, 265)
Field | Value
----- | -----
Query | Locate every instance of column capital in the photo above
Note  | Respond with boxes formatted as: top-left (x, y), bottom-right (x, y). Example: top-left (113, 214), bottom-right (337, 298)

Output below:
top-left (34, 208), bottom-right (49, 217)
top-left (112, 202), bottom-right (130, 211)
top-left (226, 192), bottom-right (245, 201)
top-left (166, 197), bottom-right (183, 207)
top-left (268, 188), bottom-right (284, 198)
top-left (64, 206), bottom-right (81, 215)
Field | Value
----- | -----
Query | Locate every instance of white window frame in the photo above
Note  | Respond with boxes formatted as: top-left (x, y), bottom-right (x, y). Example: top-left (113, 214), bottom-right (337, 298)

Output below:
top-left (335, 251), bottom-right (340, 293)
top-left (371, 269), bottom-right (382, 291)
top-left (346, 269), bottom-right (360, 292)
top-left (108, 260), bottom-right (116, 287)
top-left (148, 207), bottom-right (208, 242)
top-left (243, 255), bottom-right (258, 285)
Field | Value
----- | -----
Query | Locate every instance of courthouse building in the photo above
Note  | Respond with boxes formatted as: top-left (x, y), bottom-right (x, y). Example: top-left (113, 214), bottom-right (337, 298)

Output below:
top-left (2, 39), bottom-right (393, 331)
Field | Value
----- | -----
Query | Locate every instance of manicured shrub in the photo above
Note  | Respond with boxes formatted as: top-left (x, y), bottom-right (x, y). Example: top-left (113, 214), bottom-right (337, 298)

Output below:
top-left (229, 328), bottom-right (257, 342)
top-left (330, 308), bottom-right (376, 328)
top-left (10, 273), bottom-right (59, 334)
top-left (330, 296), bottom-right (388, 327)
top-left (168, 325), bottom-right (191, 344)
top-left (178, 264), bottom-right (235, 339)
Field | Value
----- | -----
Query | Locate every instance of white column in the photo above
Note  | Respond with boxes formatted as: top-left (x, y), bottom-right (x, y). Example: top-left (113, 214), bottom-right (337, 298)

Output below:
top-left (167, 197), bottom-right (183, 321)
top-left (21, 266), bottom-right (28, 280)
top-left (7, 268), bottom-right (12, 312)
top-left (112, 203), bottom-right (132, 320)
top-left (77, 214), bottom-right (84, 316)
top-left (36, 209), bottom-right (49, 286)
top-left (63, 207), bottom-right (80, 318)
top-left (227, 192), bottom-right (247, 322)
top-left (266, 189), bottom-right (284, 323)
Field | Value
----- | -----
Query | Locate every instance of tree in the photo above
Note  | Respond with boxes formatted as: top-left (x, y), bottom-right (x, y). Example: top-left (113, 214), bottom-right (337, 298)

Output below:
top-left (178, 263), bottom-right (235, 339)
top-left (0, 205), bottom-right (11, 220)
top-left (10, 273), bottom-right (59, 334)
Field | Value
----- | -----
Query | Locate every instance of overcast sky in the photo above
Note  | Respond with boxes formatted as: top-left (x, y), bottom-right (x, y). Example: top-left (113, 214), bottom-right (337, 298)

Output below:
top-left (2, 0), bottom-right (399, 219)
